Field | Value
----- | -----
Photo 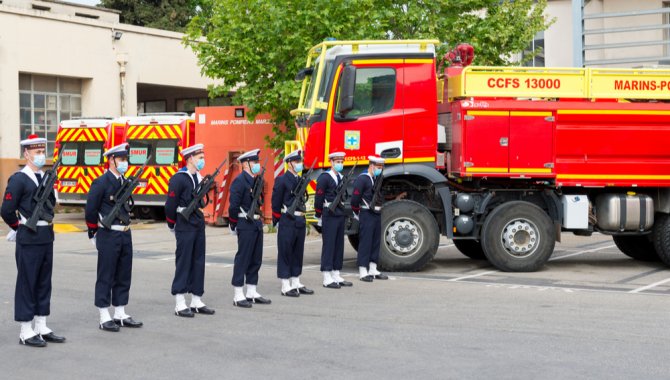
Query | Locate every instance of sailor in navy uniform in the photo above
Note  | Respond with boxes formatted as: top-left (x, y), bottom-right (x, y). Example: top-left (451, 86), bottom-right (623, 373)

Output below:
top-left (350, 155), bottom-right (389, 282)
top-left (165, 143), bottom-right (215, 317)
top-left (314, 152), bottom-right (353, 289)
top-left (86, 143), bottom-right (143, 332)
top-left (1, 135), bottom-right (66, 347)
top-left (271, 150), bottom-right (314, 297)
top-left (228, 149), bottom-right (271, 308)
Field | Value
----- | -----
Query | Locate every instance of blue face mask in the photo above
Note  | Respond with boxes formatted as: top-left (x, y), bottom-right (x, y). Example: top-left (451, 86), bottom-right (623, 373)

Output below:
top-left (195, 158), bottom-right (205, 171)
top-left (373, 168), bottom-right (382, 177)
top-left (293, 162), bottom-right (304, 173)
top-left (251, 162), bottom-right (261, 174)
top-left (32, 154), bottom-right (46, 169)
top-left (333, 163), bottom-right (344, 173)
top-left (116, 160), bottom-right (128, 174)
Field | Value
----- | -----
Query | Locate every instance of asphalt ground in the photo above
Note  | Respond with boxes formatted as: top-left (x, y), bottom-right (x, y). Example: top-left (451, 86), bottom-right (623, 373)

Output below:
top-left (1, 212), bottom-right (670, 379)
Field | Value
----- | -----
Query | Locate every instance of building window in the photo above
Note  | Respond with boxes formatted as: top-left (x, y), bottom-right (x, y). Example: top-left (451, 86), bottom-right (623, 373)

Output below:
top-left (523, 31), bottom-right (545, 67)
top-left (19, 73), bottom-right (82, 157)
top-left (664, 2), bottom-right (670, 58)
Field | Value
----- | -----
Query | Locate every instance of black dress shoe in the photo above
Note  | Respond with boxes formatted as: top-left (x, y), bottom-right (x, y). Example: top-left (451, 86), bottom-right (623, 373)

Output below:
top-left (323, 282), bottom-right (341, 289)
top-left (374, 273), bottom-right (389, 280)
top-left (338, 280), bottom-right (353, 287)
top-left (114, 317), bottom-right (143, 328)
top-left (20, 335), bottom-right (46, 347)
top-left (233, 299), bottom-right (252, 308)
top-left (99, 320), bottom-right (120, 332)
top-left (281, 289), bottom-right (300, 297)
top-left (41, 332), bottom-right (66, 343)
top-left (176, 308), bottom-right (195, 318)
top-left (360, 275), bottom-right (374, 282)
top-left (191, 306), bottom-right (215, 315)
top-left (247, 297), bottom-right (272, 305)
top-left (298, 286), bottom-right (314, 295)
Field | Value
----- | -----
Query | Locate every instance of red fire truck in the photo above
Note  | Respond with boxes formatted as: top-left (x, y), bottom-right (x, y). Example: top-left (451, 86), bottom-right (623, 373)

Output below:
top-left (289, 39), bottom-right (670, 272)
top-left (54, 118), bottom-right (126, 205)
top-left (121, 113), bottom-right (195, 219)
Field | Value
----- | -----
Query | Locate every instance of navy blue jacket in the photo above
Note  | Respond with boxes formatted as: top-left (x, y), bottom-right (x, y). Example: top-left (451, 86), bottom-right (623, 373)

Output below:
top-left (228, 171), bottom-right (263, 226)
top-left (85, 170), bottom-right (131, 230)
top-left (165, 169), bottom-right (205, 231)
top-left (1, 168), bottom-right (55, 245)
top-left (314, 170), bottom-right (345, 217)
top-left (271, 171), bottom-right (306, 220)
top-left (350, 173), bottom-right (380, 214)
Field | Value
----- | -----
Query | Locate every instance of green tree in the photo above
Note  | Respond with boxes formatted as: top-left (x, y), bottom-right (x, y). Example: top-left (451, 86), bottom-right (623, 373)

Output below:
top-left (185, 0), bottom-right (551, 149)
top-left (100, 0), bottom-right (199, 32)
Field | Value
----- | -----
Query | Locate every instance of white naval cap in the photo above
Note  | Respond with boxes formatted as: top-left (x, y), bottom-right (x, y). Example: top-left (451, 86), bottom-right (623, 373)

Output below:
top-left (368, 155), bottom-right (385, 165)
top-left (328, 151), bottom-right (346, 160)
top-left (20, 134), bottom-right (47, 150)
top-left (103, 143), bottom-right (130, 158)
top-left (238, 148), bottom-right (261, 162)
top-left (284, 150), bottom-right (302, 163)
top-left (181, 143), bottom-right (204, 159)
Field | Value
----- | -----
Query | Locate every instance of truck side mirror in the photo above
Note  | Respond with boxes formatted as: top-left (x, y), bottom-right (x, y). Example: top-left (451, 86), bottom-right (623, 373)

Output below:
top-left (337, 65), bottom-right (356, 117)
top-left (294, 67), bottom-right (314, 82)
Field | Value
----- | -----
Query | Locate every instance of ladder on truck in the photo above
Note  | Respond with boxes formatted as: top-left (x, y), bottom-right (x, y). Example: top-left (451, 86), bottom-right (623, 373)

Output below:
top-left (447, 66), bottom-right (670, 101)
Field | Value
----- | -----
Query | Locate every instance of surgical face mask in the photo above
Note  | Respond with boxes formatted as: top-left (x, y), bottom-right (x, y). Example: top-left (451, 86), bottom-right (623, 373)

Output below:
top-left (32, 154), bottom-right (46, 169)
top-left (251, 162), bottom-right (261, 175)
top-left (293, 162), bottom-right (304, 173)
top-left (195, 158), bottom-right (205, 171)
top-left (333, 163), bottom-right (344, 173)
top-left (373, 168), bottom-right (382, 177)
top-left (116, 160), bottom-right (128, 174)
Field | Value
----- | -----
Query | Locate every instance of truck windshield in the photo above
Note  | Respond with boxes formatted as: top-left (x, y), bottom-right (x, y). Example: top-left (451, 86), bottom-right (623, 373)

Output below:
top-left (59, 141), bottom-right (104, 166)
top-left (303, 59), bottom-right (334, 113)
top-left (128, 139), bottom-right (179, 166)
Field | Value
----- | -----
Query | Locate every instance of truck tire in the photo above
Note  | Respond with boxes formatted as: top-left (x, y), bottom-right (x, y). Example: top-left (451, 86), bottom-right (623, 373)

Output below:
top-left (453, 239), bottom-right (487, 260)
top-left (379, 200), bottom-right (439, 271)
top-left (612, 235), bottom-right (659, 262)
top-left (652, 213), bottom-right (670, 266)
top-left (348, 234), bottom-right (359, 251)
top-left (481, 201), bottom-right (555, 272)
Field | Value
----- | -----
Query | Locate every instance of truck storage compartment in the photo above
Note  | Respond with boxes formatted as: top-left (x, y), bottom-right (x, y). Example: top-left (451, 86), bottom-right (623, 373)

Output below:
top-left (595, 194), bottom-right (654, 232)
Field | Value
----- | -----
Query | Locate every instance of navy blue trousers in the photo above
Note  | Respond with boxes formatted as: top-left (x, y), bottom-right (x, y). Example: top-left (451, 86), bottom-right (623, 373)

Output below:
top-left (276, 214), bottom-right (306, 279)
top-left (171, 227), bottom-right (206, 296)
top-left (231, 219), bottom-right (263, 287)
top-left (95, 229), bottom-right (133, 308)
top-left (320, 212), bottom-right (344, 272)
top-left (357, 210), bottom-right (381, 267)
top-left (14, 242), bottom-right (53, 322)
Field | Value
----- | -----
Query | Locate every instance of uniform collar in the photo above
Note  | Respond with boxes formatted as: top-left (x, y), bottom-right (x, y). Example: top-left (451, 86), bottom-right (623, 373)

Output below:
top-left (328, 169), bottom-right (341, 183)
top-left (20, 165), bottom-right (44, 186)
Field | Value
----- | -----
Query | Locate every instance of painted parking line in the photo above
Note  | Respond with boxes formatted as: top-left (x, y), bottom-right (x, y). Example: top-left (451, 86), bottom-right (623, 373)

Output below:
top-left (549, 244), bottom-right (616, 261)
top-left (628, 277), bottom-right (670, 294)
top-left (448, 270), bottom-right (498, 282)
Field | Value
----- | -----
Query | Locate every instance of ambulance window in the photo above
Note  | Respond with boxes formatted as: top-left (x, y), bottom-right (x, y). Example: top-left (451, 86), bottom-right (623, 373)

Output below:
top-left (83, 142), bottom-right (103, 166)
top-left (128, 143), bottom-right (150, 165)
top-left (155, 140), bottom-right (178, 165)
top-left (348, 68), bottom-right (396, 117)
top-left (60, 143), bottom-right (79, 166)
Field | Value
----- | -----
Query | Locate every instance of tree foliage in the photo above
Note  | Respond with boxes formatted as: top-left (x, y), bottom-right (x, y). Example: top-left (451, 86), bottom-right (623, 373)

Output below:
top-left (185, 0), bottom-right (552, 149)
top-left (100, 0), bottom-right (199, 32)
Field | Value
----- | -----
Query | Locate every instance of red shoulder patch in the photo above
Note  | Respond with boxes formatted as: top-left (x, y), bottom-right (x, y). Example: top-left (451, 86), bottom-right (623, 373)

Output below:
top-left (353, 189), bottom-right (360, 195)
top-left (317, 189), bottom-right (324, 195)
top-left (168, 191), bottom-right (175, 198)
top-left (4, 193), bottom-right (11, 200)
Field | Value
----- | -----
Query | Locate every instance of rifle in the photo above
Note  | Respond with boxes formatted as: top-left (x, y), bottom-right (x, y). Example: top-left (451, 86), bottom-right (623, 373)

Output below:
top-left (25, 152), bottom-right (62, 232)
top-left (178, 158), bottom-right (227, 220)
top-left (100, 155), bottom-right (152, 229)
top-left (368, 167), bottom-right (384, 212)
top-left (285, 157), bottom-right (317, 217)
top-left (246, 157), bottom-right (269, 221)
top-left (327, 163), bottom-right (357, 213)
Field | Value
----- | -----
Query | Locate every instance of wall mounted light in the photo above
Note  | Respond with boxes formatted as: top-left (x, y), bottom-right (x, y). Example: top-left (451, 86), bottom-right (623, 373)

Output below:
top-left (112, 30), bottom-right (123, 41)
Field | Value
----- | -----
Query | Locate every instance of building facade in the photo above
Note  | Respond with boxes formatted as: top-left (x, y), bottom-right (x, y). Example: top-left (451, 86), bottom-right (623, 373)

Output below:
top-left (0, 0), bottom-right (223, 189)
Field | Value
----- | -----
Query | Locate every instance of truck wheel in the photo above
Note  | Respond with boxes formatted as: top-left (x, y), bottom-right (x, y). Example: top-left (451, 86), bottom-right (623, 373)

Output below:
top-left (453, 239), bottom-right (487, 260)
top-left (613, 235), bottom-right (659, 262)
top-left (379, 200), bottom-right (439, 271)
top-left (481, 201), bottom-right (555, 272)
top-left (652, 213), bottom-right (670, 266)
top-left (136, 206), bottom-right (153, 219)
top-left (348, 234), bottom-right (359, 251)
